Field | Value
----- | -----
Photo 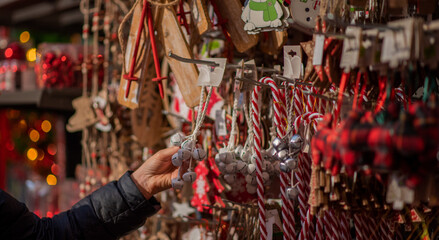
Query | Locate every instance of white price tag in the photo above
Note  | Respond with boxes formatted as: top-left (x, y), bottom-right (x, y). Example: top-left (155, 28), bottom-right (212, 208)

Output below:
top-left (340, 26), bottom-right (362, 69)
top-left (197, 58), bottom-right (227, 87)
top-left (283, 45), bottom-right (303, 79)
top-left (215, 109), bottom-right (227, 136)
top-left (313, 34), bottom-right (325, 66)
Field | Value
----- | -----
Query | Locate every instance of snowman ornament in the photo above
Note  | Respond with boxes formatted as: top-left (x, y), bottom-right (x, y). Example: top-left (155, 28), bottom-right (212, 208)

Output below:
top-left (241, 0), bottom-right (289, 34)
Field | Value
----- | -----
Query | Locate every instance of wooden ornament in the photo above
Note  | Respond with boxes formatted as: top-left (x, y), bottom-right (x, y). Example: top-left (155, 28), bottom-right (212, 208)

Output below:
top-left (67, 96), bottom-right (98, 132)
top-left (212, 0), bottom-right (259, 53)
top-left (131, 62), bottom-right (163, 148)
top-left (157, 6), bottom-right (200, 108)
top-left (189, 0), bottom-right (212, 35)
top-left (301, 40), bottom-right (315, 81)
top-left (260, 30), bottom-right (288, 56)
top-left (117, 0), bottom-right (149, 109)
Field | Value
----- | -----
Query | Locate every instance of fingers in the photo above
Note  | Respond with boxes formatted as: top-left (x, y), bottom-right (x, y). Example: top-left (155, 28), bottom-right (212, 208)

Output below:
top-left (154, 146), bottom-right (179, 160)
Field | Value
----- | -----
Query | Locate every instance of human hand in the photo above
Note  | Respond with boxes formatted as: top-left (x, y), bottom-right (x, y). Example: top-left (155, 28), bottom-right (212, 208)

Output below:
top-left (131, 146), bottom-right (180, 199)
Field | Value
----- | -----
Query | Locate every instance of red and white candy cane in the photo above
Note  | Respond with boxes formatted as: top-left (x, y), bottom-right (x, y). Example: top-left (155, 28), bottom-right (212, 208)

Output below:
top-left (252, 77), bottom-right (294, 240)
top-left (340, 212), bottom-right (351, 240)
top-left (281, 81), bottom-right (297, 240)
top-left (314, 214), bottom-right (324, 240)
top-left (354, 213), bottom-right (364, 240)
top-left (298, 209), bottom-right (314, 240)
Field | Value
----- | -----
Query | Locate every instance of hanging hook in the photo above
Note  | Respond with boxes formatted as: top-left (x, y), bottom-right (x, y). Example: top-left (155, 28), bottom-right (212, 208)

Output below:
top-left (168, 51), bottom-right (220, 68)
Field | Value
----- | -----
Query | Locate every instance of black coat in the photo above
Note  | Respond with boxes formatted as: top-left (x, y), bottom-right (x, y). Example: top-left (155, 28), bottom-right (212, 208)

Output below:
top-left (0, 171), bottom-right (161, 240)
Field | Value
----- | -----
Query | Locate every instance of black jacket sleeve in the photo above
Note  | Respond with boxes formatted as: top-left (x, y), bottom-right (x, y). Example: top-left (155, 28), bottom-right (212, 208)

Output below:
top-left (0, 171), bottom-right (161, 240)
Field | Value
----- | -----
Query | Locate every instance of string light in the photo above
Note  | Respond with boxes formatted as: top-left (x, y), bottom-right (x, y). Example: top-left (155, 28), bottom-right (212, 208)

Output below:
top-left (27, 148), bottom-right (38, 161)
top-left (51, 164), bottom-right (59, 175)
top-left (19, 31), bottom-right (30, 43)
top-left (41, 120), bottom-right (52, 132)
top-left (29, 129), bottom-right (40, 142)
top-left (46, 174), bottom-right (57, 186)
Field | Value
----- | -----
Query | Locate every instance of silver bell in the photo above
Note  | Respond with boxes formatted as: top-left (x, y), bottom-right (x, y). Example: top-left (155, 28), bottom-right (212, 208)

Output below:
top-left (272, 137), bottom-right (287, 151)
top-left (279, 162), bottom-right (290, 172)
top-left (182, 171), bottom-right (197, 183)
top-left (236, 160), bottom-right (248, 174)
top-left (178, 149), bottom-right (192, 161)
top-left (276, 149), bottom-right (289, 161)
top-left (192, 148), bottom-right (207, 161)
top-left (286, 187), bottom-right (299, 199)
top-left (285, 157), bottom-right (298, 170)
top-left (172, 178), bottom-right (184, 190)
top-left (171, 153), bottom-right (183, 167)
top-left (289, 134), bottom-right (303, 151)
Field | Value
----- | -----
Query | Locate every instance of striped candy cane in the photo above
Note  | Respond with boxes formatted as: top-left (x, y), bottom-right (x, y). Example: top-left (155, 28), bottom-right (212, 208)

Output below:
top-left (282, 82), bottom-right (296, 240)
top-left (253, 77), bottom-right (295, 240)
top-left (314, 214), bottom-right (324, 240)
top-left (354, 213), bottom-right (364, 240)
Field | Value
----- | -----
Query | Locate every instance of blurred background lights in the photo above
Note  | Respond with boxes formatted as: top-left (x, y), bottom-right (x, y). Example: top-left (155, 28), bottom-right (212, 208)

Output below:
top-left (41, 120), bottom-right (51, 132)
top-left (29, 129), bottom-right (40, 142)
top-left (27, 148), bottom-right (38, 161)
top-left (19, 31), bottom-right (30, 43)
top-left (26, 48), bottom-right (36, 62)
top-left (4, 48), bottom-right (13, 58)
top-left (47, 144), bottom-right (57, 156)
top-left (46, 174), bottom-right (57, 186)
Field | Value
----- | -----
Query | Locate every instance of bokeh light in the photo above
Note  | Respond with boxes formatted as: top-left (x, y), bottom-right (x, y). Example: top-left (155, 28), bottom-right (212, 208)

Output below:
top-left (26, 48), bottom-right (36, 62)
top-left (51, 164), bottom-right (59, 175)
top-left (4, 48), bottom-right (13, 58)
top-left (46, 174), bottom-right (57, 186)
top-left (47, 144), bottom-right (57, 156)
top-left (29, 129), bottom-right (40, 142)
top-left (19, 31), bottom-right (30, 43)
top-left (41, 120), bottom-right (52, 132)
top-left (27, 148), bottom-right (38, 161)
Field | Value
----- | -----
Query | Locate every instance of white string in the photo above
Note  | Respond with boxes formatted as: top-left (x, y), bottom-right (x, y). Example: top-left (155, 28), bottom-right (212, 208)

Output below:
top-left (285, 82), bottom-right (296, 137)
top-left (243, 94), bottom-right (254, 157)
top-left (189, 86), bottom-right (213, 141)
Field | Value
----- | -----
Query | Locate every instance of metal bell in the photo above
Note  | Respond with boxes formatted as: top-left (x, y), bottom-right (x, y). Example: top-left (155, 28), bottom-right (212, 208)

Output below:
top-left (276, 149), bottom-right (289, 161)
top-left (272, 137), bottom-right (287, 151)
top-left (182, 171), bottom-right (197, 183)
top-left (177, 149), bottom-right (192, 161)
top-left (289, 134), bottom-right (303, 151)
top-left (192, 148), bottom-right (207, 161)
top-left (171, 153), bottom-right (183, 167)
top-left (279, 161), bottom-right (293, 172)
top-left (225, 162), bottom-right (237, 174)
top-left (247, 163), bottom-right (256, 175)
top-left (223, 174), bottom-right (236, 184)
top-left (284, 157), bottom-right (298, 170)
top-left (172, 178), bottom-right (184, 190)
top-left (286, 187), bottom-right (299, 199)
top-left (236, 160), bottom-right (248, 174)
top-left (234, 145), bottom-right (243, 158)
top-left (170, 133), bottom-right (184, 146)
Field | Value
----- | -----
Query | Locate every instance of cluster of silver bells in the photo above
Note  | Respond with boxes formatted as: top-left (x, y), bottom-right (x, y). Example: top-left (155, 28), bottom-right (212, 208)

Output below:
top-left (170, 133), bottom-right (207, 190)
top-left (214, 134), bottom-right (303, 195)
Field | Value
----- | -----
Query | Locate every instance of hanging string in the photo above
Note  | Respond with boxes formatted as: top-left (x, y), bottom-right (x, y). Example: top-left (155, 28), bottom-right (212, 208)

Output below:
top-left (189, 86), bottom-right (213, 142)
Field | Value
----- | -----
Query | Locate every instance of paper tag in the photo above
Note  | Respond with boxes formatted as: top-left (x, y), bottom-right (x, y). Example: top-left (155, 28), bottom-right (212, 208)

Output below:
top-left (380, 30), bottom-right (399, 67)
top-left (340, 26), bottom-right (362, 69)
top-left (386, 19), bottom-right (415, 62)
top-left (283, 45), bottom-right (303, 79)
top-left (313, 34), bottom-right (325, 66)
top-left (215, 109), bottom-right (227, 136)
top-left (197, 58), bottom-right (227, 87)
top-left (359, 29), bottom-right (378, 68)
top-left (266, 209), bottom-right (282, 240)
